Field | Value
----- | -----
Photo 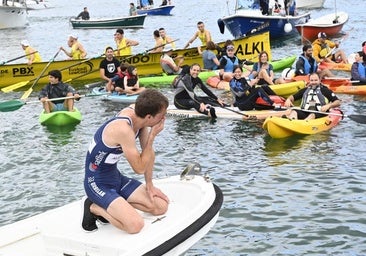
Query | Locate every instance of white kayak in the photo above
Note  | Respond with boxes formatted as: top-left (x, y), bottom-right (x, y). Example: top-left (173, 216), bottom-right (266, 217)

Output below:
top-left (92, 87), bottom-right (139, 103)
top-left (167, 105), bottom-right (290, 121)
top-left (0, 167), bottom-right (223, 256)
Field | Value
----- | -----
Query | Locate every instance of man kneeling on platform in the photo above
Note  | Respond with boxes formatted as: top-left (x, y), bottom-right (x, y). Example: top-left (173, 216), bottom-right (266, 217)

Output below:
top-left (39, 70), bottom-right (80, 113)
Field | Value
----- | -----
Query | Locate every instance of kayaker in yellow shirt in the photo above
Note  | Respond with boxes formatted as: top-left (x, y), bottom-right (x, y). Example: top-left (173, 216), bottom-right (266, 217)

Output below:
top-left (312, 32), bottom-right (348, 64)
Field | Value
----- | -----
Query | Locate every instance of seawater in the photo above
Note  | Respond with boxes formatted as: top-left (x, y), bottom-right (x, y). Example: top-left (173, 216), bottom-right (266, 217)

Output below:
top-left (1, 0), bottom-right (366, 255)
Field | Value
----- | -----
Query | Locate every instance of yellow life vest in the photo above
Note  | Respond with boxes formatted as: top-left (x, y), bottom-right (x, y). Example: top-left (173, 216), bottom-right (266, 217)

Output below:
top-left (198, 30), bottom-right (208, 46)
top-left (71, 43), bottom-right (83, 60)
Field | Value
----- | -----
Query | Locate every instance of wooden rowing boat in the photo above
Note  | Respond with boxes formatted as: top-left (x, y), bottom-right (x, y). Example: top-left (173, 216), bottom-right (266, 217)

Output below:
top-left (0, 32), bottom-right (271, 90)
top-left (0, 173), bottom-right (223, 256)
top-left (262, 108), bottom-right (343, 138)
top-left (39, 108), bottom-right (82, 126)
top-left (167, 105), bottom-right (290, 121)
top-left (70, 14), bottom-right (147, 29)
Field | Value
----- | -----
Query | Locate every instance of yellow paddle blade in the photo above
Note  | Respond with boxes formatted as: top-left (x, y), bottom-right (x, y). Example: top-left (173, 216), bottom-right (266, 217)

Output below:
top-left (20, 88), bottom-right (33, 100)
top-left (1, 81), bottom-right (30, 93)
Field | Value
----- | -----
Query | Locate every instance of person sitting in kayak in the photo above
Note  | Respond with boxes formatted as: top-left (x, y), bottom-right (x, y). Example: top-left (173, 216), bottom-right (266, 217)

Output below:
top-left (294, 44), bottom-right (334, 79)
top-left (312, 32), bottom-right (348, 64)
top-left (284, 72), bottom-right (341, 120)
top-left (123, 65), bottom-right (146, 95)
top-left (174, 63), bottom-right (225, 119)
top-left (248, 50), bottom-right (286, 85)
top-left (38, 70), bottom-right (80, 113)
top-left (230, 65), bottom-right (280, 110)
top-left (351, 51), bottom-right (366, 84)
top-left (106, 62), bottom-right (130, 94)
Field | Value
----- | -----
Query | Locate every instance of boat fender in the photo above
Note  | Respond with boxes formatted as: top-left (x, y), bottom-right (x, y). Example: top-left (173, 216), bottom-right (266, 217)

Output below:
top-left (284, 22), bottom-right (292, 33)
top-left (217, 18), bottom-right (225, 34)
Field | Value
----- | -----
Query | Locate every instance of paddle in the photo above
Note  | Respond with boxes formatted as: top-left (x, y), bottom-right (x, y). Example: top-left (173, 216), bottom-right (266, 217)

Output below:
top-left (0, 93), bottom-right (106, 112)
top-left (290, 108), bottom-right (366, 124)
top-left (0, 51), bottom-right (39, 65)
top-left (20, 49), bottom-right (62, 100)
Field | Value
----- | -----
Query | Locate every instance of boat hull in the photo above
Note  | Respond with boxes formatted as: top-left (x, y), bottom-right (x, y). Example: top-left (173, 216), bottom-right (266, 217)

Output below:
top-left (296, 0), bottom-right (326, 8)
top-left (136, 5), bottom-right (174, 15)
top-left (262, 109), bottom-right (343, 138)
top-left (0, 5), bottom-right (27, 29)
top-left (220, 10), bottom-right (311, 39)
top-left (70, 14), bottom-right (147, 29)
top-left (0, 175), bottom-right (223, 256)
top-left (295, 12), bottom-right (348, 41)
top-left (0, 32), bottom-right (271, 89)
top-left (39, 108), bottom-right (82, 126)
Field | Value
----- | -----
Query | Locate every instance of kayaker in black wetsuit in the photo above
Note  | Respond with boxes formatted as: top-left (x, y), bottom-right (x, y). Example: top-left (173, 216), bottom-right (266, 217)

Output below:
top-left (174, 63), bottom-right (225, 119)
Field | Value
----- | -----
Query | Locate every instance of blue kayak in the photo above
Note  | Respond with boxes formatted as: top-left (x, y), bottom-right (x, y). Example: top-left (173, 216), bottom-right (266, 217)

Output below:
top-left (92, 87), bottom-right (139, 103)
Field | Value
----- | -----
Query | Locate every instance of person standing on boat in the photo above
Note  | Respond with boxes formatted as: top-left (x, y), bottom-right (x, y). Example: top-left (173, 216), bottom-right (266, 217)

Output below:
top-left (284, 72), bottom-right (341, 120)
top-left (174, 63), bottom-right (225, 119)
top-left (312, 32), bottom-right (348, 64)
top-left (100, 46), bottom-right (121, 93)
top-left (158, 27), bottom-right (176, 50)
top-left (183, 21), bottom-right (212, 49)
top-left (20, 40), bottom-right (42, 65)
top-left (294, 44), bottom-right (334, 79)
top-left (114, 28), bottom-right (139, 57)
top-left (351, 51), bottom-right (366, 84)
top-left (60, 34), bottom-right (87, 60)
top-left (230, 65), bottom-right (279, 110)
top-left (129, 3), bottom-right (137, 16)
top-left (82, 89), bottom-right (169, 233)
top-left (38, 70), bottom-right (80, 113)
top-left (76, 7), bottom-right (90, 20)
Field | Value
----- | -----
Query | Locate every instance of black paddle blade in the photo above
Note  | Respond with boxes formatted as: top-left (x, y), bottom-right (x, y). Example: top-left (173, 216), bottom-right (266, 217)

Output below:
top-left (348, 115), bottom-right (366, 124)
top-left (0, 100), bottom-right (25, 112)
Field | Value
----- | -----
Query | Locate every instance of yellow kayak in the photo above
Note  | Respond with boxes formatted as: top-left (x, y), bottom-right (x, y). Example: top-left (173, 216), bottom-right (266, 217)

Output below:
top-left (262, 109), bottom-right (343, 139)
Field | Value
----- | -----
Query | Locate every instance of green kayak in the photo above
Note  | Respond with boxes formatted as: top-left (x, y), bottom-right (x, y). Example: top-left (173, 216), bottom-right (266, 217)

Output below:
top-left (39, 108), bottom-right (82, 126)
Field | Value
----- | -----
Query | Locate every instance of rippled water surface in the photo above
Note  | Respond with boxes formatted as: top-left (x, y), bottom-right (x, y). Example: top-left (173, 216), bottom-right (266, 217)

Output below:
top-left (1, 0), bottom-right (366, 255)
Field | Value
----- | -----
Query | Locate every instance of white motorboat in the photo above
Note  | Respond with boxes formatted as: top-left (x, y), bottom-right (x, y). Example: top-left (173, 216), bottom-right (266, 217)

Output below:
top-left (0, 0), bottom-right (27, 29)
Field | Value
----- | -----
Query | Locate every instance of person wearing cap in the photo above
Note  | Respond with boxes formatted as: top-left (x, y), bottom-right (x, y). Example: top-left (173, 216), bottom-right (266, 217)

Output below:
top-left (312, 32), bottom-right (348, 64)
top-left (218, 44), bottom-right (240, 81)
top-left (158, 28), bottom-right (176, 50)
top-left (183, 21), bottom-right (212, 49)
top-left (38, 70), bottom-right (80, 113)
top-left (294, 44), bottom-right (334, 79)
top-left (76, 7), bottom-right (90, 20)
top-left (60, 35), bottom-right (87, 60)
top-left (20, 40), bottom-right (42, 65)
top-left (114, 28), bottom-right (139, 57)
top-left (160, 45), bottom-right (184, 75)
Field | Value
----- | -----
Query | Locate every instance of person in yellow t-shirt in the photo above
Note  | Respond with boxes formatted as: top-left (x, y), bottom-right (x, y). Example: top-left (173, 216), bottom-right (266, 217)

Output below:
top-left (60, 34), bottom-right (87, 60)
top-left (20, 40), bottom-right (42, 65)
top-left (183, 21), bottom-right (212, 49)
top-left (158, 27), bottom-right (176, 50)
top-left (114, 28), bottom-right (139, 57)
